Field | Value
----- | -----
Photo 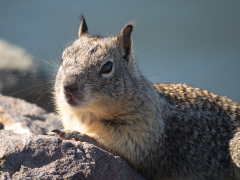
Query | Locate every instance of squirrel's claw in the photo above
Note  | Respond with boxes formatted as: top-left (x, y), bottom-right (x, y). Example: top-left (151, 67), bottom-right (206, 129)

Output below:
top-left (51, 129), bottom-right (71, 140)
top-left (51, 130), bottom-right (99, 146)
top-left (50, 129), bottom-right (90, 141)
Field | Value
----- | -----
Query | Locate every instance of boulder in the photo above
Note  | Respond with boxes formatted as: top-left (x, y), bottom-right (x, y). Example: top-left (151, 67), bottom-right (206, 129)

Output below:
top-left (0, 131), bottom-right (144, 180)
top-left (0, 93), bottom-right (60, 135)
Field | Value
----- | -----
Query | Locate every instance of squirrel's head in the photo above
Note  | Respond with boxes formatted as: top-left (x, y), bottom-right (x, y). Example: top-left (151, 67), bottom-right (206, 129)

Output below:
top-left (55, 16), bottom-right (139, 115)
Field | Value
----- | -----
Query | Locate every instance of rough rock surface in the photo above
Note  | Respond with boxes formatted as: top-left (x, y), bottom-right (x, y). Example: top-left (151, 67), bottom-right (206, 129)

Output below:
top-left (0, 94), bottom-right (144, 179)
top-left (0, 131), bottom-right (144, 180)
top-left (0, 93), bottom-right (61, 135)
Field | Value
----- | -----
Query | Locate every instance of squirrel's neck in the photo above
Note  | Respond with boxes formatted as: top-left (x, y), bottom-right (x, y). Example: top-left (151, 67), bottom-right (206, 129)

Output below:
top-left (93, 76), bottom-right (165, 149)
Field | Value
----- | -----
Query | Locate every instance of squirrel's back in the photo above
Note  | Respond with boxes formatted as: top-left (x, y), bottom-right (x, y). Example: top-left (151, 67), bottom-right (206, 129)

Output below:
top-left (152, 83), bottom-right (240, 179)
top-left (154, 83), bottom-right (240, 119)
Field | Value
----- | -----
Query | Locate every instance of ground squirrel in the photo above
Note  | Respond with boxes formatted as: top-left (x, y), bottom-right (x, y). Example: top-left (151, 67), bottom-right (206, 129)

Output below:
top-left (53, 16), bottom-right (240, 180)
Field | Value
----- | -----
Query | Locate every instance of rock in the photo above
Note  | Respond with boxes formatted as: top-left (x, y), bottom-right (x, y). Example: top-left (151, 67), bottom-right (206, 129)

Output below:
top-left (0, 94), bottom-right (144, 179)
top-left (0, 39), bottom-right (36, 94)
top-left (0, 93), bottom-right (61, 135)
top-left (0, 39), bottom-right (54, 112)
top-left (0, 39), bottom-right (35, 74)
top-left (0, 131), bottom-right (144, 180)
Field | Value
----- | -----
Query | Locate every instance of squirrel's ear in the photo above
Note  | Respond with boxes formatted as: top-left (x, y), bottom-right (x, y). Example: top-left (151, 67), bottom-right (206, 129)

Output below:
top-left (78, 16), bottom-right (88, 38)
top-left (117, 24), bottom-right (133, 60)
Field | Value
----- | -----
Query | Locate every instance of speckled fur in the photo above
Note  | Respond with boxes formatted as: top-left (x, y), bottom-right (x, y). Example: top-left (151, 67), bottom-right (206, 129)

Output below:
top-left (54, 17), bottom-right (240, 180)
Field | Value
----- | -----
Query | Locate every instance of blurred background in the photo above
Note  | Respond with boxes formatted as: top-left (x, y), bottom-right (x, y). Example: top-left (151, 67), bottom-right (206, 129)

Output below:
top-left (0, 0), bottom-right (239, 112)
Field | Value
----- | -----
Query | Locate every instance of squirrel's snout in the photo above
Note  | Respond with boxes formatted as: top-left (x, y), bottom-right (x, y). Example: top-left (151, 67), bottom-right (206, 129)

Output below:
top-left (64, 84), bottom-right (78, 95)
top-left (62, 82), bottom-right (85, 107)
top-left (63, 84), bottom-right (78, 102)
top-left (62, 80), bottom-right (85, 104)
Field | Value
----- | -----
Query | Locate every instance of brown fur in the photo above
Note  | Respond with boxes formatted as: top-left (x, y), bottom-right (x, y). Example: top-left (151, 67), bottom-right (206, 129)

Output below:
top-left (54, 17), bottom-right (240, 179)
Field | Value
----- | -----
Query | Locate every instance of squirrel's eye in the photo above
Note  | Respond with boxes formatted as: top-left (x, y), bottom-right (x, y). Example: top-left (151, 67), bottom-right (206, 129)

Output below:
top-left (100, 61), bottom-right (113, 74)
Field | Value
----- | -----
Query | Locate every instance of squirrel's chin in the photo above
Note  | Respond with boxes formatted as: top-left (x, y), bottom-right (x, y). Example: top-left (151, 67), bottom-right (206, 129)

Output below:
top-left (64, 98), bottom-right (89, 109)
top-left (66, 98), bottom-right (79, 107)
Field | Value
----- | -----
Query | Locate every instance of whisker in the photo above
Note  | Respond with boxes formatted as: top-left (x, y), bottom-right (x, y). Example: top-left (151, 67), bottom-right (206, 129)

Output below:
top-left (43, 32), bottom-right (64, 52)
top-left (48, 47), bottom-right (62, 58)
top-left (41, 59), bottom-right (57, 68)
top-left (2, 76), bottom-right (55, 83)
top-left (144, 69), bottom-right (171, 78)
top-left (10, 81), bottom-right (54, 96)
top-left (35, 87), bottom-right (53, 104)
top-left (46, 93), bottom-right (55, 111)
top-left (60, 15), bottom-right (68, 44)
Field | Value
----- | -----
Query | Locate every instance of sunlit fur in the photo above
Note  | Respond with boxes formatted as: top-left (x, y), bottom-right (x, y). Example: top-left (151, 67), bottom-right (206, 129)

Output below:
top-left (54, 18), bottom-right (240, 180)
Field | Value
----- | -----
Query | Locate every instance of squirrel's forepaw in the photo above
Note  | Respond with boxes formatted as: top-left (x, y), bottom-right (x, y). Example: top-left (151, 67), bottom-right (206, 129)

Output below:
top-left (51, 129), bottom-right (73, 140)
top-left (50, 129), bottom-right (96, 144)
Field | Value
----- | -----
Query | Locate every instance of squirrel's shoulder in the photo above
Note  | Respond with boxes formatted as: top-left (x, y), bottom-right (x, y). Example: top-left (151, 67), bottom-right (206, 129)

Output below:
top-left (153, 83), bottom-right (240, 117)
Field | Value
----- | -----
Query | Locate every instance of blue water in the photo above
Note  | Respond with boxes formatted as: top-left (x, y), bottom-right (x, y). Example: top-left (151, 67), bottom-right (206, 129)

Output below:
top-left (0, 0), bottom-right (240, 103)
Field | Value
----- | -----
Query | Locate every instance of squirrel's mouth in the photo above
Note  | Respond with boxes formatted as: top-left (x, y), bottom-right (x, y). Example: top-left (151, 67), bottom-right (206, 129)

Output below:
top-left (61, 88), bottom-right (87, 108)
top-left (65, 94), bottom-right (79, 107)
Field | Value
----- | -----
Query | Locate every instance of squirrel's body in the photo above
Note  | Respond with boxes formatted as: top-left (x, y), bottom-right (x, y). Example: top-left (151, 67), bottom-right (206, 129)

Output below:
top-left (54, 17), bottom-right (240, 179)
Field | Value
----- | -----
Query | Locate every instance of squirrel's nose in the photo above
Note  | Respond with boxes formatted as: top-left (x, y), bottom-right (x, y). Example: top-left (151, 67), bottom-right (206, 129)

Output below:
top-left (63, 83), bottom-right (78, 95)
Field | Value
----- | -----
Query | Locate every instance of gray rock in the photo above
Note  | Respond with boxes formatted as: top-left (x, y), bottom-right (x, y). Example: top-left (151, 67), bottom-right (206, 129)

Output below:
top-left (0, 39), bottom-right (54, 112)
top-left (0, 130), bottom-right (144, 180)
top-left (0, 39), bottom-right (36, 94)
top-left (0, 93), bottom-right (61, 135)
